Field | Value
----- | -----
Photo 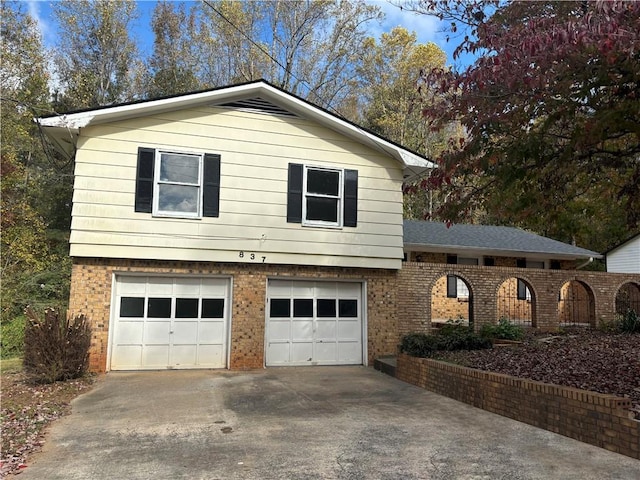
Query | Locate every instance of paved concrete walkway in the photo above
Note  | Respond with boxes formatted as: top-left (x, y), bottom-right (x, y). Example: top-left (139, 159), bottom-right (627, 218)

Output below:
top-left (21, 367), bottom-right (640, 479)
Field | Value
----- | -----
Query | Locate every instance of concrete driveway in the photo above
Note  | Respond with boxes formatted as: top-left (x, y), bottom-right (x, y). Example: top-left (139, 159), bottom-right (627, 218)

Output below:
top-left (20, 367), bottom-right (639, 480)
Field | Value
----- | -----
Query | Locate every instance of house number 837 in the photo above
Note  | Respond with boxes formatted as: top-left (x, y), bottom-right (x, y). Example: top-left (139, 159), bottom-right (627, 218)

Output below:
top-left (239, 251), bottom-right (266, 263)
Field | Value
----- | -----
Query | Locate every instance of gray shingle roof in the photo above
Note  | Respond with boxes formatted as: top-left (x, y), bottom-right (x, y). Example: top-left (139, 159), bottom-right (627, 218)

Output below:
top-left (403, 220), bottom-right (601, 259)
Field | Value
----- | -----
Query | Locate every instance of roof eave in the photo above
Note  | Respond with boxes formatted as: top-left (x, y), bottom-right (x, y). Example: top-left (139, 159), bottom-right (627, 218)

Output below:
top-left (403, 243), bottom-right (602, 260)
top-left (36, 81), bottom-right (435, 169)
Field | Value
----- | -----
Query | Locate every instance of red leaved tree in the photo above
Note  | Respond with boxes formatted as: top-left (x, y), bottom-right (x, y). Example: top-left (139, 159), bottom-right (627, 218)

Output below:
top-left (411, 0), bottom-right (639, 251)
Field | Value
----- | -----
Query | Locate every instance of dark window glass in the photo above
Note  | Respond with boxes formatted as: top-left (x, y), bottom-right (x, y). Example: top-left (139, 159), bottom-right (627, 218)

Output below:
top-left (148, 298), bottom-right (172, 318)
top-left (202, 299), bottom-right (224, 318)
top-left (338, 299), bottom-right (358, 318)
top-left (550, 260), bottom-right (561, 270)
top-left (517, 279), bottom-right (528, 300)
top-left (317, 299), bottom-right (337, 317)
top-left (446, 255), bottom-right (457, 264)
top-left (307, 169), bottom-right (339, 196)
top-left (176, 298), bottom-right (199, 318)
top-left (270, 299), bottom-right (290, 318)
top-left (484, 257), bottom-right (495, 267)
top-left (516, 258), bottom-right (526, 268)
top-left (306, 197), bottom-right (338, 222)
top-left (446, 275), bottom-right (458, 298)
top-left (120, 297), bottom-right (144, 317)
top-left (293, 299), bottom-right (314, 317)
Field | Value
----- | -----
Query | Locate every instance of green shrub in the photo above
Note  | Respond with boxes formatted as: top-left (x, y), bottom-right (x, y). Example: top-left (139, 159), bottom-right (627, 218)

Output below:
top-left (23, 307), bottom-right (91, 383)
top-left (437, 318), bottom-right (470, 336)
top-left (0, 315), bottom-right (25, 359)
top-left (400, 333), bottom-right (440, 357)
top-left (437, 329), bottom-right (493, 351)
top-left (480, 318), bottom-right (525, 340)
top-left (620, 309), bottom-right (640, 334)
top-left (400, 328), bottom-right (492, 358)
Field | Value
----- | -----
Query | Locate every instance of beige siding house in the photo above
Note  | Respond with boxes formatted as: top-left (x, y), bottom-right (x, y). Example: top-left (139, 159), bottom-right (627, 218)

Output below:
top-left (38, 80), bottom-right (433, 372)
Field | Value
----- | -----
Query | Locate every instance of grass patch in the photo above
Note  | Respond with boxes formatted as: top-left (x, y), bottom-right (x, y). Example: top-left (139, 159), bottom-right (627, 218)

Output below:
top-left (0, 356), bottom-right (23, 374)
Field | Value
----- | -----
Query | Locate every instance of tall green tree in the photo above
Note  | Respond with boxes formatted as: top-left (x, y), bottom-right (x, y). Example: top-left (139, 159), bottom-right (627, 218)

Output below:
top-left (0, 2), bottom-right (69, 322)
top-left (413, 0), bottom-right (640, 251)
top-left (146, 1), bottom-right (202, 97)
top-left (196, 0), bottom-right (382, 111)
top-left (52, 0), bottom-right (142, 109)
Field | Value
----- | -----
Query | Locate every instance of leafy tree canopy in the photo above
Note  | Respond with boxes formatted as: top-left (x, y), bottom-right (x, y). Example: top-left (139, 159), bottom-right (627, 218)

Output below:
top-left (412, 0), bottom-right (639, 251)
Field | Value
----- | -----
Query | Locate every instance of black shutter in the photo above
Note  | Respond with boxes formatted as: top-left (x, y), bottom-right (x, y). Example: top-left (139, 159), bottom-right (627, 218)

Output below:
top-left (517, 279), bottom-right (527, 300)
top-left (287, 163), bottom-right (303, 223)
top-left (135, 147), bottom-right (155, 213)
top-left (343, 169), bottom-right (358, 227)
top-left (447, 275), bottom-right (458, 298)
top-left (203, 153), bottom-right (221, 217)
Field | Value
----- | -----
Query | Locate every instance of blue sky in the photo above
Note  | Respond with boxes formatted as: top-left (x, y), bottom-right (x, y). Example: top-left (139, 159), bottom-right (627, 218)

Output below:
top-left (26, 0), bottom-right (476, 70)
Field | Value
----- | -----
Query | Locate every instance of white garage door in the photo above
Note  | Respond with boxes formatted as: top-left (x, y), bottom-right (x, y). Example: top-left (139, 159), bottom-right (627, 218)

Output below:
top-left (110, 276), bottom-right (230, 370)
top-left (266, 280), bottom-right (363, 366)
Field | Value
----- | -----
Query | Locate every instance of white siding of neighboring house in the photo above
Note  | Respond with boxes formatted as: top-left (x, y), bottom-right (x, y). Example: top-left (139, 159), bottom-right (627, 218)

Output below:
top-left (69, 106), bottom-right (404, 269)
top-left (607, 236), bottom-right (640, 273)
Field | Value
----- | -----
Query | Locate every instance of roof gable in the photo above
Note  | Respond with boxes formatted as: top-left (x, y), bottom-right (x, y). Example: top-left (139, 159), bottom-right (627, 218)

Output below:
top-left (36, 80), bottom-right (434, 178)
top-left (403, 220), bottom-right (601, 260)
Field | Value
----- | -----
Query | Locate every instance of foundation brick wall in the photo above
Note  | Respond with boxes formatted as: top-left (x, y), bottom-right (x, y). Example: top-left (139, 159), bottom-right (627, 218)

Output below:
top-left (69, 258), bottom-right (398, 372)
top-left (397, 354), bottom-right (640, 460)
top-left (397, 262), bottom-right (640, 335)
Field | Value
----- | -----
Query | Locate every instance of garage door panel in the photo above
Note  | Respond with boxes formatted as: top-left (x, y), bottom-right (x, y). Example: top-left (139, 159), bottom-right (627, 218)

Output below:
top-left (112, 346), bottom-right (141, 367)
top-left (291, 319), bottom-right (313, 339)
top-left (174, 278), bottom-right (202, 295)
top-left (338, 320), bottom-right (360, 338)
top-left (144, 321), bottom-right (171, 343)
top-left (118, 277), bottom-right (147, 295)
top-left (198, 345), bottom-right (224, 365)
top-left (315, 342), bottom-right (337, 362)
top-left (291, 342), bottom-right (313, 362)
top-left (171, 345), bottom-right (197, 366)
top-left (147, 278), bottom-right (173, 295)
top-left (316, 320), bottom-right (337, 339)
top-left (268, 319), bottom-right (290, 340)
top-left (267, 341), bottom-right (290, 364)
top-left (114, 321), bottom-right (144, 343)
top-left (142, 345), bottom-right (170, 367)
top-left (111, 276), bottom-right (230, 370)
top-left (198, 320), bottom-right (225, 340)
top-left (338, 342), bottom-right (361, 362)
top-left (172, 321), bottom-right (198, 343)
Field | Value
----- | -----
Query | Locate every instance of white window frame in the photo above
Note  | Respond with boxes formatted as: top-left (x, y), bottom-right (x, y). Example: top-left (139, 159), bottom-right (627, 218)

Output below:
top-left (456, 278), bottom-right (470, 299)
top-left (153, 150), bottom-right (204, 218)
top-left (302, 165), bottom-right (343, 228)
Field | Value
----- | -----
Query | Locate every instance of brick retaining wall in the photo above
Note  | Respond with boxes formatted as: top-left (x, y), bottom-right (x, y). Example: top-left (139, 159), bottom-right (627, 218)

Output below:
top-left (397, 353), bottom-right (640, 459)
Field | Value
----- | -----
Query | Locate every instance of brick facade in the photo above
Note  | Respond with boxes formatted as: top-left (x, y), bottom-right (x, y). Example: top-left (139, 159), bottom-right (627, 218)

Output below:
top-left (397, 261), bottom-right (640, 334)
top-left (397, 354), bottom-right (640, 460)
top-left (69, 258), bottom-right (398, 372)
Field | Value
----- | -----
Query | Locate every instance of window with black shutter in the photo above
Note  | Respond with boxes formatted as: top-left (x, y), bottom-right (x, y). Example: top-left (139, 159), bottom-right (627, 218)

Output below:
top-left (134, 147), bottom-right (220, 219)
top-left (286, 163), bottom-right (357, 228)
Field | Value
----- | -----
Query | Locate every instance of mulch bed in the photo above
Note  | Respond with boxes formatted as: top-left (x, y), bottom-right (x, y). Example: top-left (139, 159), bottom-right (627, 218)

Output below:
top-left (0, 373), bottom-right (94, 477)
top-left (435, 330), bottom-right (640, 419)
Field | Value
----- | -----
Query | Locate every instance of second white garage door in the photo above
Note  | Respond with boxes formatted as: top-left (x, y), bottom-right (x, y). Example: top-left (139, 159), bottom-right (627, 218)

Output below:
top-left (110, 276), bottom-right (230, 370)
top-left (266, 280), bottom-right (364, 366)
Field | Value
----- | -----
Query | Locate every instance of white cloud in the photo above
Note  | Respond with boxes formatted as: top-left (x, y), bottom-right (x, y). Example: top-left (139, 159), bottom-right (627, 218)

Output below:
top-left (27, 1), bottom-right (53, 45)
top-left (367, 0), bottom-right (441, 43)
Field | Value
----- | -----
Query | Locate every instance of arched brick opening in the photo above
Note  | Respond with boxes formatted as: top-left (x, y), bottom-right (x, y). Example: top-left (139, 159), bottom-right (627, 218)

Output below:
top-left (496, 277), bottom-right (537, 327)
top-left (430, 273), bottom-right (474, 328)
top-left (558, 280), bottom-right (596, 327)
top-left (615, 281), bottom-right (640, 316)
